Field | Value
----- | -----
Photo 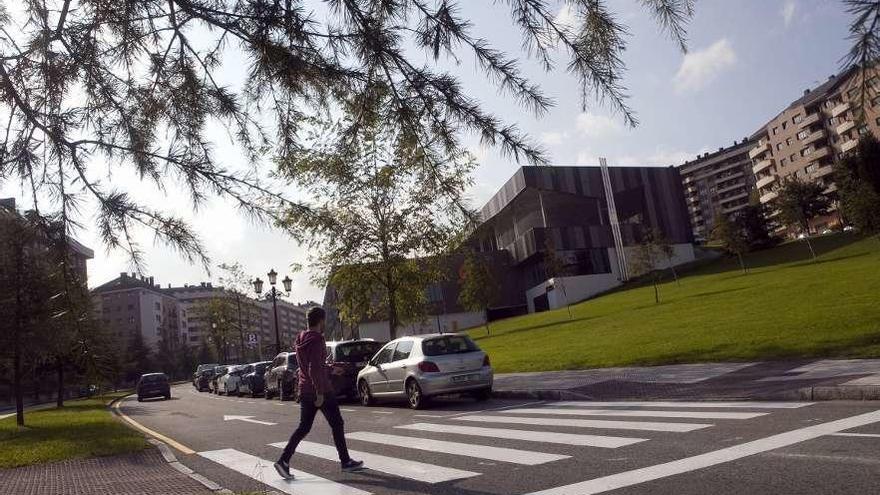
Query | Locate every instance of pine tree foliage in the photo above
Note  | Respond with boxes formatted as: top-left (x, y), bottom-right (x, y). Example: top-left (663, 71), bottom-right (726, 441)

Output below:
top-left (0, 0), bottom-right (695, 266)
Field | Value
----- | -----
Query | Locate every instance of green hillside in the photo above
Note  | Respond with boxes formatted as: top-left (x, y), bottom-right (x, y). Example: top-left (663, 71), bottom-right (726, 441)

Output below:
top-left (469, 233), bottom-right (880, 373)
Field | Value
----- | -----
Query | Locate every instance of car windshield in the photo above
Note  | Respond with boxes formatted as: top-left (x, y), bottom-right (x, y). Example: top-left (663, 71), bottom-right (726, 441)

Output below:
top-left (196, 364), bottom-right (218, 372)
top-left (287, 354), bottom-right (297, 367)
top-left (140, 374), bottom-right (167, 384)
top-left (254, 362), bottom-right (270, 374)
top-left (214, 366), bottom-right (227, 374)
top-left (333, 342), bottom-right (384, 362)
top-left (422, 335), bottom-right (480, 356)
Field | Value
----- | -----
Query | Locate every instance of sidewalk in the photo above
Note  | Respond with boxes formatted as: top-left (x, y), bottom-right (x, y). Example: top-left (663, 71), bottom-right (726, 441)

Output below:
top-left (0, 445), bottom-right (215, 495)
top-left (493, 358), bottom-right (880, 401)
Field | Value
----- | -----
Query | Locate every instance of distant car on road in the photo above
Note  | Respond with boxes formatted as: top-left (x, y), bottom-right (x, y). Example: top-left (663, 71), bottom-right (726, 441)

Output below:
top-left (357, 334), bottom-right (493, 409)
top-left (219, 364), bottom-right (250, 396)
top-left (193, 363), bottom-right (218, 391)
top-left (325, 340), bottom-right (385, 401)
top-left (240, 361), bottom-right (272, 398)
top-left (264, 352), bottom-right (298, 401)
top-left (137, 373), bottom-right (171, 402)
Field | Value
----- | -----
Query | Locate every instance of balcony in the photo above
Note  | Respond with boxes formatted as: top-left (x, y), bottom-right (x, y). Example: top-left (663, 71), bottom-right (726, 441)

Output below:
top-left (748, 142), bottom-right (770, 160)
top-left (831, 101), bottom-right (850, 118)
top-left (760, 190), bottom-right (778, 204)
top-left (812, 164), bottom-right (834, 180)
top-left (798, 112), bottom-right (821, 128)
top-left (722, 202), bottom-right (748, 214)
top-left (716, 180), bottom-right (746, 195)
top-left (752, 158), bottom-right (774, 174)
top-left (836, 119), bottom-right (855, 136)
top-left (719, 191), bottom-right (749, 204)
top-left (755, 174), bottom-right (777, 189)
top-left (841, 138), bottom-right (858, 153)
top-left (804, 145), bottom-right (831, 164)
top-left (802, 129), bottom-right (827, 146)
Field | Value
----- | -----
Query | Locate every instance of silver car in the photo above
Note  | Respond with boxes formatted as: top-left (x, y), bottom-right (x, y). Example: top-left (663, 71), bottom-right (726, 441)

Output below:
top-left (356, 333), bottom-right (493, 409)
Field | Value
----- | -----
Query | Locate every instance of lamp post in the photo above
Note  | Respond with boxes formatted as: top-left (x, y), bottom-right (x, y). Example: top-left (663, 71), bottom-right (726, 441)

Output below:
top-left (253, 269), bottom-right (293, 356)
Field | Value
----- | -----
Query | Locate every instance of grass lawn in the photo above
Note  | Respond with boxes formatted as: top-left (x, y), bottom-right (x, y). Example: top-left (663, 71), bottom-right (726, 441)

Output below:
top-left (469, 233), bottom-right (880, 374)
top-left (0, 392), bottom-right (147, 469)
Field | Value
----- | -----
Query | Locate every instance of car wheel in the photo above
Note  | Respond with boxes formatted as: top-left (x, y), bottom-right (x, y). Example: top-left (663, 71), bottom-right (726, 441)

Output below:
top-left (278, 380), bottom-right (287, 401)
top-left (137, 396), bottom-right (143, 402)
top-left (359, 381), bottom-right (374, 407)
top-left (164, 394), bottom-right (171, 400)
top-left (473, 387), bottom-right (492, 401)
top-left (406, 379), bottom-right (426, 410)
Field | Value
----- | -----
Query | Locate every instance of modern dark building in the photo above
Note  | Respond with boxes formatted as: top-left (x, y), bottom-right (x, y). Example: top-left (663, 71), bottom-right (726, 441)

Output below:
top-left (338, 164), bottom-right (696, 340)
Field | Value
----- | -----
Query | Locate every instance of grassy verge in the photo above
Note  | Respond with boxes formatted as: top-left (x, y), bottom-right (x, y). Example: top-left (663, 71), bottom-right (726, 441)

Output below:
top-left (469, 233), bottom-right (880, 373)
top-left (0, 391), bottom-right (147, 469)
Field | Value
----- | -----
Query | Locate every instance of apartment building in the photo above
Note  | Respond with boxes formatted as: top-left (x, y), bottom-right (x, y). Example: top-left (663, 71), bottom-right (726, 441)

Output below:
top-left (677, 139), bottom-right (756, 241)
top-left (92, 275), bottom-right (307, 361)
top-left (749, 67), bottom-right (880, 232)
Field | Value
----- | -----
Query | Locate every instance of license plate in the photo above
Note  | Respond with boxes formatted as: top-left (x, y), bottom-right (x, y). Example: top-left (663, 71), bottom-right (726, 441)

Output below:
top-left (452, 374), bottom-right (478, 383)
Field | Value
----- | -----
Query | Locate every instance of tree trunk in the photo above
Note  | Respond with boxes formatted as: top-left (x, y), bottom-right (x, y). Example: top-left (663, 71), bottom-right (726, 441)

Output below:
top-left (56, 355), bottom-right (64, 408)
top-left (13, 333), bottom-right (24, 427)
top-left (387, 287), bottom-right (399, 340)
top-left (737, 252), bottom-right (747, 274)
top-left (653, 277), bottom-right (660, 304)
top-left (804, 236), bottom-right (817, 259)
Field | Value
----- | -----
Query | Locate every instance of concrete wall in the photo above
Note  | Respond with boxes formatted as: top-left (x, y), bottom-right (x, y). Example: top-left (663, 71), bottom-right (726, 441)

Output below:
top-left (526, 244), bottom-right (696, 312)
top-left (358, 310), bottom-right (487, 342)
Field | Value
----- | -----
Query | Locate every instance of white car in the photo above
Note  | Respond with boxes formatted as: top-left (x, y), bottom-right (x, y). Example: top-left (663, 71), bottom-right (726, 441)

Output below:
top-left (356, 333), bottom-right (493, 409)
top-left (218, 364), bottom-right (249, 395)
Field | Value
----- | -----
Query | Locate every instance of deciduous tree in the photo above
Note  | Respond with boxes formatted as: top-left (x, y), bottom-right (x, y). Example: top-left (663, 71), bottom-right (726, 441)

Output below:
top-left (629, 228), bottom-right (668, 304)
top-left (458, 249), bottom-right (498, 334)
top-left (836, 135), bottom-right (880, 241)
top-left (774, 179), bottom-right (831, 259)
top-left (711, 213), bottom-right (749, 274)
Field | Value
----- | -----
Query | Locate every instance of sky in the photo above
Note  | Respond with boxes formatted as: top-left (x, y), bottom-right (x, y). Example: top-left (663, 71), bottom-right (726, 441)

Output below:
top-left (0, 0), bottom-right (856, 303)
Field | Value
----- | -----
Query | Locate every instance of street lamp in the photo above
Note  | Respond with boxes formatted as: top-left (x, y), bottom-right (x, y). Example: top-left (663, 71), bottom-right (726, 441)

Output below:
top-left (253, 269), bottom-right (293, 355)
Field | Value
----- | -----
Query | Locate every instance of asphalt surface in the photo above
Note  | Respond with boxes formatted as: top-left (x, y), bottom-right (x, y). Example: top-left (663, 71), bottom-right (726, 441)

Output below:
top-left (118, 383), bottom-right (880, 494)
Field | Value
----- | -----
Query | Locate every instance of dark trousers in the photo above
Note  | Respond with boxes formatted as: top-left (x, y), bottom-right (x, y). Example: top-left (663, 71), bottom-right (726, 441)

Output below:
top-left (279, 395), bottom-right (351, 464)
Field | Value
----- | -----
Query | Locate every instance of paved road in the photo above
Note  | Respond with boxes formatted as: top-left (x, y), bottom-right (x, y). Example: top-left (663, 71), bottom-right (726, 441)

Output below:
top-left (119, 384), bottom-right (880, 494)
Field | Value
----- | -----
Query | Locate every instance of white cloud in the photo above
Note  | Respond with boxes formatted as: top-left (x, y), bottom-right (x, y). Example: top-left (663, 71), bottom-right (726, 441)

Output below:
top-left (575, 112), bottom-right (623, 138)
top-left (781, 0), bottom-right (796, 27)
top-left (673, 38), bottom-right (737, 92)
top-left (554, 4), bottom-right (577, 32)
top-left (539, 131), bottom-right (568, 146)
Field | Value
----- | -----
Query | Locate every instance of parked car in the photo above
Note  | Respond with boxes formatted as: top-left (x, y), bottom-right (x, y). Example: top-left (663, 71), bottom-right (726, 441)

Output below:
top-left (219, 364), bottom-right (251, 396)
top-left (137, 373), bottom-right (171, 402)
top-left (193, 363), bottom-right (218, 391)
top-left (357, 333), bottom-right (493, 409)
top-left (240, 361), bottom-right (273, 397)
top-left (209, 365), bottom-right (231, 394)
top-left (326, 340), bottom-right (385, 400)
top-left (264, 352), bottom-right (298, 401)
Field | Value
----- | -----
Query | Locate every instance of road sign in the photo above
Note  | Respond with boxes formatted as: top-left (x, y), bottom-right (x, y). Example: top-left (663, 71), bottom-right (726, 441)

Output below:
top-left (247, 333), bottom-right (258, 344)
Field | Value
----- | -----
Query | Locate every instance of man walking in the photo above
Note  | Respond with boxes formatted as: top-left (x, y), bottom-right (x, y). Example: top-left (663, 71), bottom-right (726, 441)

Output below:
top-left (274, 307), bottom-right (364, 479)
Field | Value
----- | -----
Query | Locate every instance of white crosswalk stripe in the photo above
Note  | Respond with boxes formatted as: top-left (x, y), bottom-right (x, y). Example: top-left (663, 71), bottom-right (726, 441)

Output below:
top-left (500, 408), bottom-right (768, 420)
top-left (457, 414), bottom-right (712, 432)
top-left (554, 401), bottom-right (815, 409)
top-left (199, 448), bottom-right (370, 495)
top-left (396, 422), bottom-right (647, 448)
top-left (346, 431), bottom-right (569, 465)
top-left (268, 440), bottom-right (481, 483)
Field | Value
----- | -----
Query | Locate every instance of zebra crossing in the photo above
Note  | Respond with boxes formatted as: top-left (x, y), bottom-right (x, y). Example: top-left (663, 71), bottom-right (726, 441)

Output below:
top-left (198, 400), bottom-right (816, 494)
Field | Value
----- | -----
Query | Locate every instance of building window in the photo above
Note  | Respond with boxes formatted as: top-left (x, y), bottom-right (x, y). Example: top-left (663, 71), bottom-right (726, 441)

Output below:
top-left (876, 116), bottom-right (880, 126)
top-left (128, 316), bottom-right (135, 324)
top-left (793, 114), bottom-right (803, 124)
top-left (155, 314), bottom-right (161, 322)
top-left (780, 158), bottom-right (787, 166)
top-left (785, 137), bottom-right (792, 146)
top-left (827, 118), bottom-right (835, 126)
top-left (796, 130), bottom-right (809, 140)
top-left (154, 302), bottom-right (161, 310)
top-left (772, 127), bottom-right (778, 135)
top-left (789, 153), bottom-right (796, 162)
top-left (805, 163), bottom-right (817, 174)
top-left (801, 146), bottom-right (814, 157)
top-left (775, 143), bottom-right (782, 151)
top-left (858, 124), bottom-right (869, 135)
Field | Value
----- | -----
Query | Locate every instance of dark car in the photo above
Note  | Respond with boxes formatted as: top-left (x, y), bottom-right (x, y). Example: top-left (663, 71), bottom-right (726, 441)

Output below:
top-left (209, 365), bottom-right (231, 394)
top-left (326, 340), bottom-right (385, 400)
top-left (264, 352), bottom-right (298, 401)
top-left (137, 373), bottom-right (171, 401)
top-left (240, 361), bottom-right (272, 397)
top-left (193, 363), bottom-right (219, 391)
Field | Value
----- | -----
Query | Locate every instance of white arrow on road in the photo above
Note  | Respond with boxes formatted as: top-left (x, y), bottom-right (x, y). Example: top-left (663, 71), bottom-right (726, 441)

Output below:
top-left (223, 415), bottom-right (277, 426)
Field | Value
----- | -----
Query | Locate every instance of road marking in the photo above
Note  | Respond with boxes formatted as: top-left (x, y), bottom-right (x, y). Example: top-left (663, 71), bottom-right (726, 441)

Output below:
top-left (526, 409), bottom-right (880, 495)
top-left (397, 423), bottom-right (647, 448)
top-left (830, 432), bottom-right (880, 438)
top-left (413, 414), bottom-right (447, 418)
top-left (444, 400), bottom-right (547, 418)
top-left (268, 441), bottom-right (480, 483)
top-left (554, 401), bottom-right (814, 409)
top-left (200, 448), bottom-right (369, 495)
top-left (223, 415), bottom-right (277, 426)
top-left (457, 415), bottom-right (711, 432)
top-left (346, 431), bottom-right (568, 465)
top-left (371, 411), bottom-right (393, 414)
top-left (340, 408), bottom-right (356, 412)
top-left (502, 408), bottom-right (767, 420)
top-left (112, 397), bottom-right (195, 454)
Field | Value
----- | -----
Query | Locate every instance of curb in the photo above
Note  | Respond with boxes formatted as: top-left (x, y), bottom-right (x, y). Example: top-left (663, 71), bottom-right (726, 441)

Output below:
top-left (493, 385), bottom-right (880, 402)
